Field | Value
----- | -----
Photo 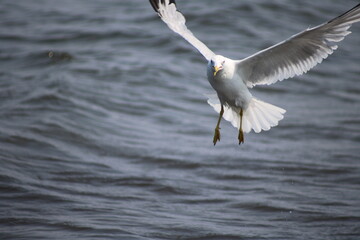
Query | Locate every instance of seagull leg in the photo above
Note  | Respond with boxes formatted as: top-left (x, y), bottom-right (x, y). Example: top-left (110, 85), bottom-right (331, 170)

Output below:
top-left (238, 108), bottom-right (244, 144)
top-left (213, 105), bottom-right (224, 146)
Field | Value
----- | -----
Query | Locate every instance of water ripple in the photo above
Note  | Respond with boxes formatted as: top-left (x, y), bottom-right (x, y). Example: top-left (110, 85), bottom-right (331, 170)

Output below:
top-left (0, 0), bottom-right (359, 240)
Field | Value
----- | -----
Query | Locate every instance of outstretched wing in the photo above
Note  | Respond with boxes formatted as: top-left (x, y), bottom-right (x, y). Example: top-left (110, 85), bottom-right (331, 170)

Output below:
top-left (236, 4), bottom-right (360, 88)
top-left (149, 0), bottom-right (215, 61)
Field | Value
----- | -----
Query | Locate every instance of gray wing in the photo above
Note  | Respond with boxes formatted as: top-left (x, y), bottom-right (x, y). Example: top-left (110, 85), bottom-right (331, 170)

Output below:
top-left (149, 0), bottom-right (215, 61)
top-left (236, 4), bottom-right (360, 88)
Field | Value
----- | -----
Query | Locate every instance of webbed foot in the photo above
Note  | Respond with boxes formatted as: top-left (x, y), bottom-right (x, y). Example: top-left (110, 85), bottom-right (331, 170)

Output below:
top-left (238, 129), bottom-right (244, 144)
top-left (213, 127), bottom-right (221, 145)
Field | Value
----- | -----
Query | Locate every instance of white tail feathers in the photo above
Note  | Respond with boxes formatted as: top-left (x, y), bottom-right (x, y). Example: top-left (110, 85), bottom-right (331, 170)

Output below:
top-left (207, 96), bottom-right (286, 133)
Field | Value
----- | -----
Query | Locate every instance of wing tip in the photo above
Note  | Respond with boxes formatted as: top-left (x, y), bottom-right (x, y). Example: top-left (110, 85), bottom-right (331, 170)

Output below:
top-left (149, 0), bottom-right (177, 13)
top-left (149, 0), bottom-right (159, 13)
top-left (328, 3), bottom-right (360, 24)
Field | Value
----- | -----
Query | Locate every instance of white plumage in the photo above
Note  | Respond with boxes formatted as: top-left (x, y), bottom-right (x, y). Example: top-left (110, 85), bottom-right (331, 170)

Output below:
top-left (207, 97), bottom-right (286, 134)
top-left (149, 0), bottom-right (360, 144)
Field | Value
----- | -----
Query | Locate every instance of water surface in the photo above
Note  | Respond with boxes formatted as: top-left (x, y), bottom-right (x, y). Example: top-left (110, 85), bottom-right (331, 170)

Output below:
top-left (1, 0), bottom-right (360, 239)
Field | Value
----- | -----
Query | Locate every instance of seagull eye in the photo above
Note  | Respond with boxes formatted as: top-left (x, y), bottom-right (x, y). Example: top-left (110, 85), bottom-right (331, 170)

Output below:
top-left (222, 60), bottom-right (225, 65)
top-left (210, 60), bottom-right (214, 65)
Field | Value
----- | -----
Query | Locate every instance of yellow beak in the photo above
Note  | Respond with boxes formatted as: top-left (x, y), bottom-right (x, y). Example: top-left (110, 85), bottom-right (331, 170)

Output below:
top-left (213, 66), bottom-right (220, 76)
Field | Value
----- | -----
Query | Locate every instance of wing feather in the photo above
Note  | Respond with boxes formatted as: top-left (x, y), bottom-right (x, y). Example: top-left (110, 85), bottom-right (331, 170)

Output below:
top-left (236, 4), bottom-right (360, 88)
top-left (149, 0), bottom-right (215, 61)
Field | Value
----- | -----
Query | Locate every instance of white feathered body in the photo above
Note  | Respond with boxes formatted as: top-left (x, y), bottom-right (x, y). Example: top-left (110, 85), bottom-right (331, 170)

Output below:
top-left (207, 57), bottom-right (286, 133)
top-left (207, 58), bottom-right (252, 109)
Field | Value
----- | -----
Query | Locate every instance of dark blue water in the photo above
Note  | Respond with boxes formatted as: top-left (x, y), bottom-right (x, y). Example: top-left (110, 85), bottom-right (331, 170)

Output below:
top-left (1, 0), bottom-right (360, 239)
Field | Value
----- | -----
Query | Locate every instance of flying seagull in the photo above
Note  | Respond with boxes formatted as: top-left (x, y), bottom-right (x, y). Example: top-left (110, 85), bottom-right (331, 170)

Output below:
top-left (149, 0), bottom-right (360, 145)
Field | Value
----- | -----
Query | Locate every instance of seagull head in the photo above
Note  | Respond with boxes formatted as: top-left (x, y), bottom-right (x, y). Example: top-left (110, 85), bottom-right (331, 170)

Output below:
top-left (210, 55), bottom-right (226, 77)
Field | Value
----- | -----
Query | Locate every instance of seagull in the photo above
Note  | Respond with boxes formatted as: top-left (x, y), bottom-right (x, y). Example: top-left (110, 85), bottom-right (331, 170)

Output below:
top-left (149, 0), bottom-right (360, 145)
